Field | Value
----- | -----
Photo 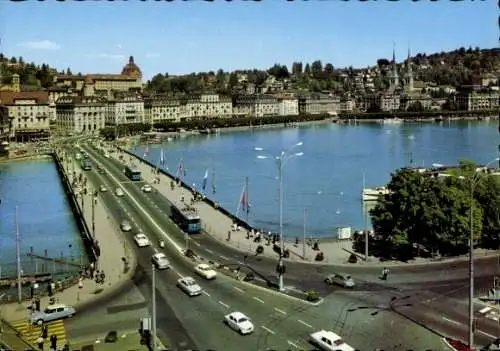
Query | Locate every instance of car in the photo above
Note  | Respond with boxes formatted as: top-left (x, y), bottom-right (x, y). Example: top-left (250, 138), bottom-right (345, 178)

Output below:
top-left (177, 277), bottom-right (202, 296)
top-left (100, 185), bottom-right (107, 192)
top-left (104, 331), bottom-right (118, 343)
top-left (324, 273), bottom-right (355, 288)
top-left (152, 252), bottom-right (170, 269)
top-left (309, 330), bottom-right (355, 351)
top-left (120, 220), bottom-right (132, 232)
top-left (115, 188), bottom-right (124, 197)
top-left (134, 233), bottom-right (150, 247)
top-left (223, 312), bottom-right (254, 335)
top-left (195, 263), bottom-right (217, 280)
top-left (30, 304), bottom-right (76, 326)
top-left (141, 184), bottom-right (152, 193)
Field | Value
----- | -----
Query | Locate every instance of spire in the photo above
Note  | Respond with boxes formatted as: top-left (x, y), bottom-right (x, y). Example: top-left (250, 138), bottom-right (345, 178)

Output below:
top-left (407, 42), bottom-right (414, 92)
top-left (391, 42), bottom-right (399, 88)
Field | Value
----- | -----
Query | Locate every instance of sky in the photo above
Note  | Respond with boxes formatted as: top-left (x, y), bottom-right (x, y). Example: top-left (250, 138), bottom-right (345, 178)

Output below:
top-left (0, 1), bottom-right (497, 81)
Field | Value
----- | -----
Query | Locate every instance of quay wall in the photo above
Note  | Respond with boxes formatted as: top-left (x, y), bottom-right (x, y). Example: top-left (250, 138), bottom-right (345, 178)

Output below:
top-left (52, 152), bottom-right (98, 265)
top-left (120, 148), bottom-right (255, 233)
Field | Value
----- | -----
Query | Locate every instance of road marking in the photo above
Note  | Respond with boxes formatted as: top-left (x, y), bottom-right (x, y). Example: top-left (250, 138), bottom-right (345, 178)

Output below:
top-left (442, 317), bottom-right (460, 325)
top-left (233, 286), bottom-right (244, 293)
top-left (192, 241), bottom-right (201, 247)
top-left (206, 249), bottom-right (214, 254)
top-left (274, 308), bottom-right (287, 315)
top-left (298, 319), bottom-right (312, 328)
top-left (218, 301), bottom-right (230, 308)
top-left (261, 326), bottom-right (275, 335)
top-left (479, 307), bottom-right (492, 314)
top-left (287, 341), bottom-right (299, 348)
top-left (202, 291), bottom-right (210, 297)
top-left (253, 297), bottom-right (265, 304)
top-left (477, 330), bottom-right (496, 339)
top-left (219, 255), bottom-right (228, 260)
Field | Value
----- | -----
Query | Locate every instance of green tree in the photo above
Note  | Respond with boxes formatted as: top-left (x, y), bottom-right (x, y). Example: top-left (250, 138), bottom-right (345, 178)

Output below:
top-left (304, 63), bottom-right (311, 76)
top-left (311, 60), bottom-right (323, 79)
top-left (324, 63), bottom-right (334, 77)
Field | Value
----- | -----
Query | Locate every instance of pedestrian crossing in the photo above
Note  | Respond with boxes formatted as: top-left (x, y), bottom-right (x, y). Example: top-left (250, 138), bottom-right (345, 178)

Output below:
top-left (12, 319), bottom-right (68, 348)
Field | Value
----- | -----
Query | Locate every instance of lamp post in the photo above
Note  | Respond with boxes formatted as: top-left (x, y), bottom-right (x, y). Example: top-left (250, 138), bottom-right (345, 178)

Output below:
top-left (255, 141), bottom-right (303, 292)
top-left (458, 157), bottom-right (499, 350)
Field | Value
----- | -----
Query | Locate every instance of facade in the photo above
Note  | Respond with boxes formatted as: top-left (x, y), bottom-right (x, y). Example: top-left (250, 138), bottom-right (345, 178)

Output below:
top-left (0, 104), bottom-right (9, 155)
top-left (380, 94), bottom-right (401, 111)
top-left (54, 56), bottom-right (143, 97)
top-left (232, 95), bottom-right (278, 117)
top-left (107, 94), bottom-right (145, 125)
top-left (277, 97), bottom-right (299, 116)
top-left (0, 91), bottom-right (51, 141)
top-left (56, 96), bottom-right (106, 134)
top-left (339, 97), bottom-right (356, 112)
top-left (298, 95), bottom-right (339, 115)
top-left (456, 91), bottom-right (500, 111)
top-left (145, 95), bottom-right (186, 124)
top-left (185, 93), bottom-right (232, 119)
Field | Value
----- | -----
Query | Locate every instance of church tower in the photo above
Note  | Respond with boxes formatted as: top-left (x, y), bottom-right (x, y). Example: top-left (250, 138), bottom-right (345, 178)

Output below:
top-left (406, 46), bottom-right (414, 92)
top-left (390, 44), bottom-right (399, 89)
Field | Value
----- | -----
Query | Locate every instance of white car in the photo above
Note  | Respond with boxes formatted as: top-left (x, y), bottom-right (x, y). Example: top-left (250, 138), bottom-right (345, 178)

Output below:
top-left (141, 184), bottom-right (152, 193)
top-left (224, 312), bottom-right (254, 335)
top-left (195, 263), bottom-right (217, 280)
top-left (134, 233), bottom-right (150, 247)
top-left (309, 330), bottom-right (355, 351)
top-left (100, 185), bottom-right (107, 192)
top-left (120, 220), bottom-right (132, 232)
top-left (115, 188), bottom-right (124, 197)
top-left (177, 277), bottom-right (202, 296)
top-left (152, 253), bottom-right (170, 269)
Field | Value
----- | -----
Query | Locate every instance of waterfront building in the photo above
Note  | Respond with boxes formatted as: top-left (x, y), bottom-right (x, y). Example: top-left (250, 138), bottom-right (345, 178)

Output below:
top-left (456, 90), bottom-right (500, 111)
top-left (144, 94), bottom-right (186, 124)
top-left (0, 91), bottom-right (51, 141)
top-left (0, 104), bottom-right (9, 155)
top-left (47, 86), bottom-right (74, 121)
top-left (380, 94), bottom-right (401, 111)
top-left (232, 95), bottom-right (279, 117)
top-left (55, 96), bottom-right (106, 134)
top-left (106, 93), bottom-right (145, 125)
top-left (339, 96), bottom-right (356, 112)
top-left (185, 93), bottom-right (232, 119)
top-left (276, 96), bottom-right (299, 116)
top-left (53, 56), bottom-right (143, 96)
top-left (298, 94), bottom-right (339, 115)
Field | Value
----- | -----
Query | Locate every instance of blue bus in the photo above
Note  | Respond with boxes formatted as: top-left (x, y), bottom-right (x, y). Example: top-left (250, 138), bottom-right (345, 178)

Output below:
top-left (124, 166), bottom-right (142, 181)
top-left (81, 158), bottom-right (92, 170)
top-left (170, 205), bottom-right (201, 234)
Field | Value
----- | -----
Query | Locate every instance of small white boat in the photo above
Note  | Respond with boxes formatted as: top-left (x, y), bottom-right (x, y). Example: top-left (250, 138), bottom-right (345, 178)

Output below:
top-left (382, 118), bottom-right (403, 125)
top-left (362, 187), bottom-right (390, 201)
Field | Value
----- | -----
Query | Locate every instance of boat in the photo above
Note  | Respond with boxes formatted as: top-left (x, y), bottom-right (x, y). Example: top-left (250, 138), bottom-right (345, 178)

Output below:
top-left (362, 186), bottom-right (390, 201)
top-left (382, 118), bottom-right (403, 125)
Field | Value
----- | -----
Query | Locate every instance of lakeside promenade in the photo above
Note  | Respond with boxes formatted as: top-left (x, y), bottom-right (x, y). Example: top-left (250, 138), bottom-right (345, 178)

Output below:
top-left (0, 150), bottom-right (137, 350)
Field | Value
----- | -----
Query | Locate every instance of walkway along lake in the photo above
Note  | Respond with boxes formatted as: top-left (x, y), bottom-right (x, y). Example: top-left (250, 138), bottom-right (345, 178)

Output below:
top-left (0, 157), bottom-right (87, 278)
top-left (131, 120), bottom-right (499, 239)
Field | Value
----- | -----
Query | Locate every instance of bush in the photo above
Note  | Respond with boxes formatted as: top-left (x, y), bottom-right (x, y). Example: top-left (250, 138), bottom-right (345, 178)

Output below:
top-left (348, 253), bottom-right (358, 264)
top-left (255, 245), bottom-right (264, 255)
top-left (306, 289), bottom-right (320, 302)
top-left (315, 252), bottom-right (324, 261)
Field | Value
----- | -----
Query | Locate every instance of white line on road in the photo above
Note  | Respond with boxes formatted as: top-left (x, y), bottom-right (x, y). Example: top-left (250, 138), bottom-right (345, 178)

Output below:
top-left (261, 326), bottom-right (276, 335)
top-left (253, 297), bottom-right (265, 304)
top-left (298, 319), bottom-right (313, 328)
top-left (479, 307), bottom-right (492, 314)
top-left (442, 317), bottom-right (460, 325)
top-left (219, 255), bottom-right (228, 260)
top-left (192, 241), bottom-right (201, 247)
top-left (218, 301), bottom-right (230, 309)
top-left (206, 249), bottom-right (214, 254)
top-left (477, 330), bottom-right (497, 339)
top-left (287, 341), bottom-right (299, 348)
top-left (202, 291), bottom-right (210, 297)
top-left (274, 308), bottom-right (287, 315)
top-left (233, 286), bottom-right (244, 293)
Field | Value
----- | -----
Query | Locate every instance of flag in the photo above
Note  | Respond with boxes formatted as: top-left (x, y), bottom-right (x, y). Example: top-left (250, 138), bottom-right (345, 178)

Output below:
top-left (240, 187), bottom-right (248, 213)
top-left (202, 169), bottom-right (208, 191)
top-left (212, 171), bottom-right (216, 195)
top-left (160, 148), bottom-right (165, 165)
top-left (177, 159), bottom-right (184, 177)
top-left (143, 144), bottom-right (149, 158)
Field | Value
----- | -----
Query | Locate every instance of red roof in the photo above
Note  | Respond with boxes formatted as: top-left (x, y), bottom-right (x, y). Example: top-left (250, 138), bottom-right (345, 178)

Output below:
top-left (0, 91), bottom-right (49, 105)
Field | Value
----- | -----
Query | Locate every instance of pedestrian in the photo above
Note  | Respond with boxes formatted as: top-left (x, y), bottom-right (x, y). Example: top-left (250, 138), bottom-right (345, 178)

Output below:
top-left (381, 267), bottom-right (389, 280)
top-left (36, 336), bottom-right (44, 350)
top-left (35, 297), bottom-right (41, 312)
top-left (50, 334), bottom-right (57, 350)
top-left (42, 325), bottom-right (48, 339)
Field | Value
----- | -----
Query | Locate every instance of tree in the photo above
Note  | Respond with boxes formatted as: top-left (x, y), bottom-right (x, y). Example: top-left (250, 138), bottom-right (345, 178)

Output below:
top-left (304, 63), bottom-right (311, 76)
top-left (311, 60), bottom-right (323, 79)
top-left (377, 58), bottom-right (391, 67)
top-left (407, 101), bottom-right (424, 112)
top-left (324, 63), bottom-right (334, 77)
top-left (228, 72), bottom-right (238, 91)
top-left (65, 68), bottom-right (72, 75)
top-left (291, 62), bottom-right (303, 76)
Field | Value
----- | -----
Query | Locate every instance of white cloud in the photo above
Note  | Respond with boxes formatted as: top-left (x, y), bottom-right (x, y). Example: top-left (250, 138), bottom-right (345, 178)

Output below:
top-left (90, 53), bottom-right (126, 61)
top-left (17, 40), bottom-right (60, 50)
top-left (145, 53), bottom-right (160, 59)
top-left (115, 44), bottom-right (123, 50)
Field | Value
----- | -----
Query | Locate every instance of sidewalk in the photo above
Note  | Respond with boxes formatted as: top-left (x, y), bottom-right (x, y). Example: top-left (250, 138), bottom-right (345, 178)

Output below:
top-left (70, 330), bottom-right (167, 351)
top-left (1, 151), bottom-right (137, 346)
top-left (114, 148), bottom-right (353, 265)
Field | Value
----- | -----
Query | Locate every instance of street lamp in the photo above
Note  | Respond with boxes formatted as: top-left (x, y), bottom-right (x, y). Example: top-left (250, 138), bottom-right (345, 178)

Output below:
top-left (255, 141), bottom-right (304, 292)
top-left (458, 157), bottom-right (499, 350)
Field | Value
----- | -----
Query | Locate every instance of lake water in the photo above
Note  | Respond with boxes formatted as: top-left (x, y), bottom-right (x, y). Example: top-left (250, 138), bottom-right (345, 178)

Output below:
top-left (133, 120), bottom-right (499, 239)
top-left (0, 157), bottom-right (86, 277)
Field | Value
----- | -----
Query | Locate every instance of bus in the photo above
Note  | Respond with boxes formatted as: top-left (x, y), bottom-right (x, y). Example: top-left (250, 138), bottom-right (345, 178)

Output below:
top-left (81, 158), bottom-right (92, 170)
top-left (170, 205), bottom-right (201, 234)
top-left (124, 166), bottom-right (142, 181)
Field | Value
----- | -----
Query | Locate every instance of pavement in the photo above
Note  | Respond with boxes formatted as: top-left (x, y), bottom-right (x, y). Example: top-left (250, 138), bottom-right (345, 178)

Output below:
top-left (0, 149), bottom-right (137, 350)
top-left (69, 330), bottom-right (167, 351)
top-left (78, 143), bottom-right (450, 351)
top-left (85, 142), bottom-right (500, 349)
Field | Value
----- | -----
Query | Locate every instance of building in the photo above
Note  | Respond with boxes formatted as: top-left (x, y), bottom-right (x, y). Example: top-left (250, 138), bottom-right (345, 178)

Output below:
top-left (185, 93), bottom-right (232, 119)
top-left (0, 73), bottom-right (21, 93)
top-left (298, 95), bottom-right (339, 115)
top-left (144, 94), bottom-right (186, 124)
top-left (277, 96), bottom-right (299, 116)
top-left (339, 97), bottom-right (356, 112)
top-left (0, 104), bottom-right (9, 155)
top-left (107, 93), bottom-right (145, 125)
top-left (232, 95), bottom-right (279, 117)
top-left (55, 96), bottom-right (106, 134)
top-left (456, 90), bottom-right (500, 111)
top-left (380, 94), bottom-right (401, 111)
top-left (0, 91), bottom-right (51, 141)
top-left (53, 56), bottom-right (143, 97)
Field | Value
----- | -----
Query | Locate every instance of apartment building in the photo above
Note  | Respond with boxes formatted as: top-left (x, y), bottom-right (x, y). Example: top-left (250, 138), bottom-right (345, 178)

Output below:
top-left (107, 93), bottom-right (145, 125)
top-left (55, 96), bottom-right (106, 134)
top-left (298, 95), bottom-right (339, 115)
top-left (0, 91), bottom-right (51, 141)
top-left (276, 96), bottom-right (299, 116)
top-left (144, 94), bottom-right (186, 124)
top-left (0, 104), bottom-right (9, 155)
top-left (456, 91), bottom-right (500, 111)
top-left (185, 93), bottom-right (232, 119)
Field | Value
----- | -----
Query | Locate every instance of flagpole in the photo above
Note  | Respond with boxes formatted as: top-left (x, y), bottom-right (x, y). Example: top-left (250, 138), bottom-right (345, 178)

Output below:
top-left (236, 183), bottom-right (245, 217)
top-left (245, 176), bottom-right (249, 224)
